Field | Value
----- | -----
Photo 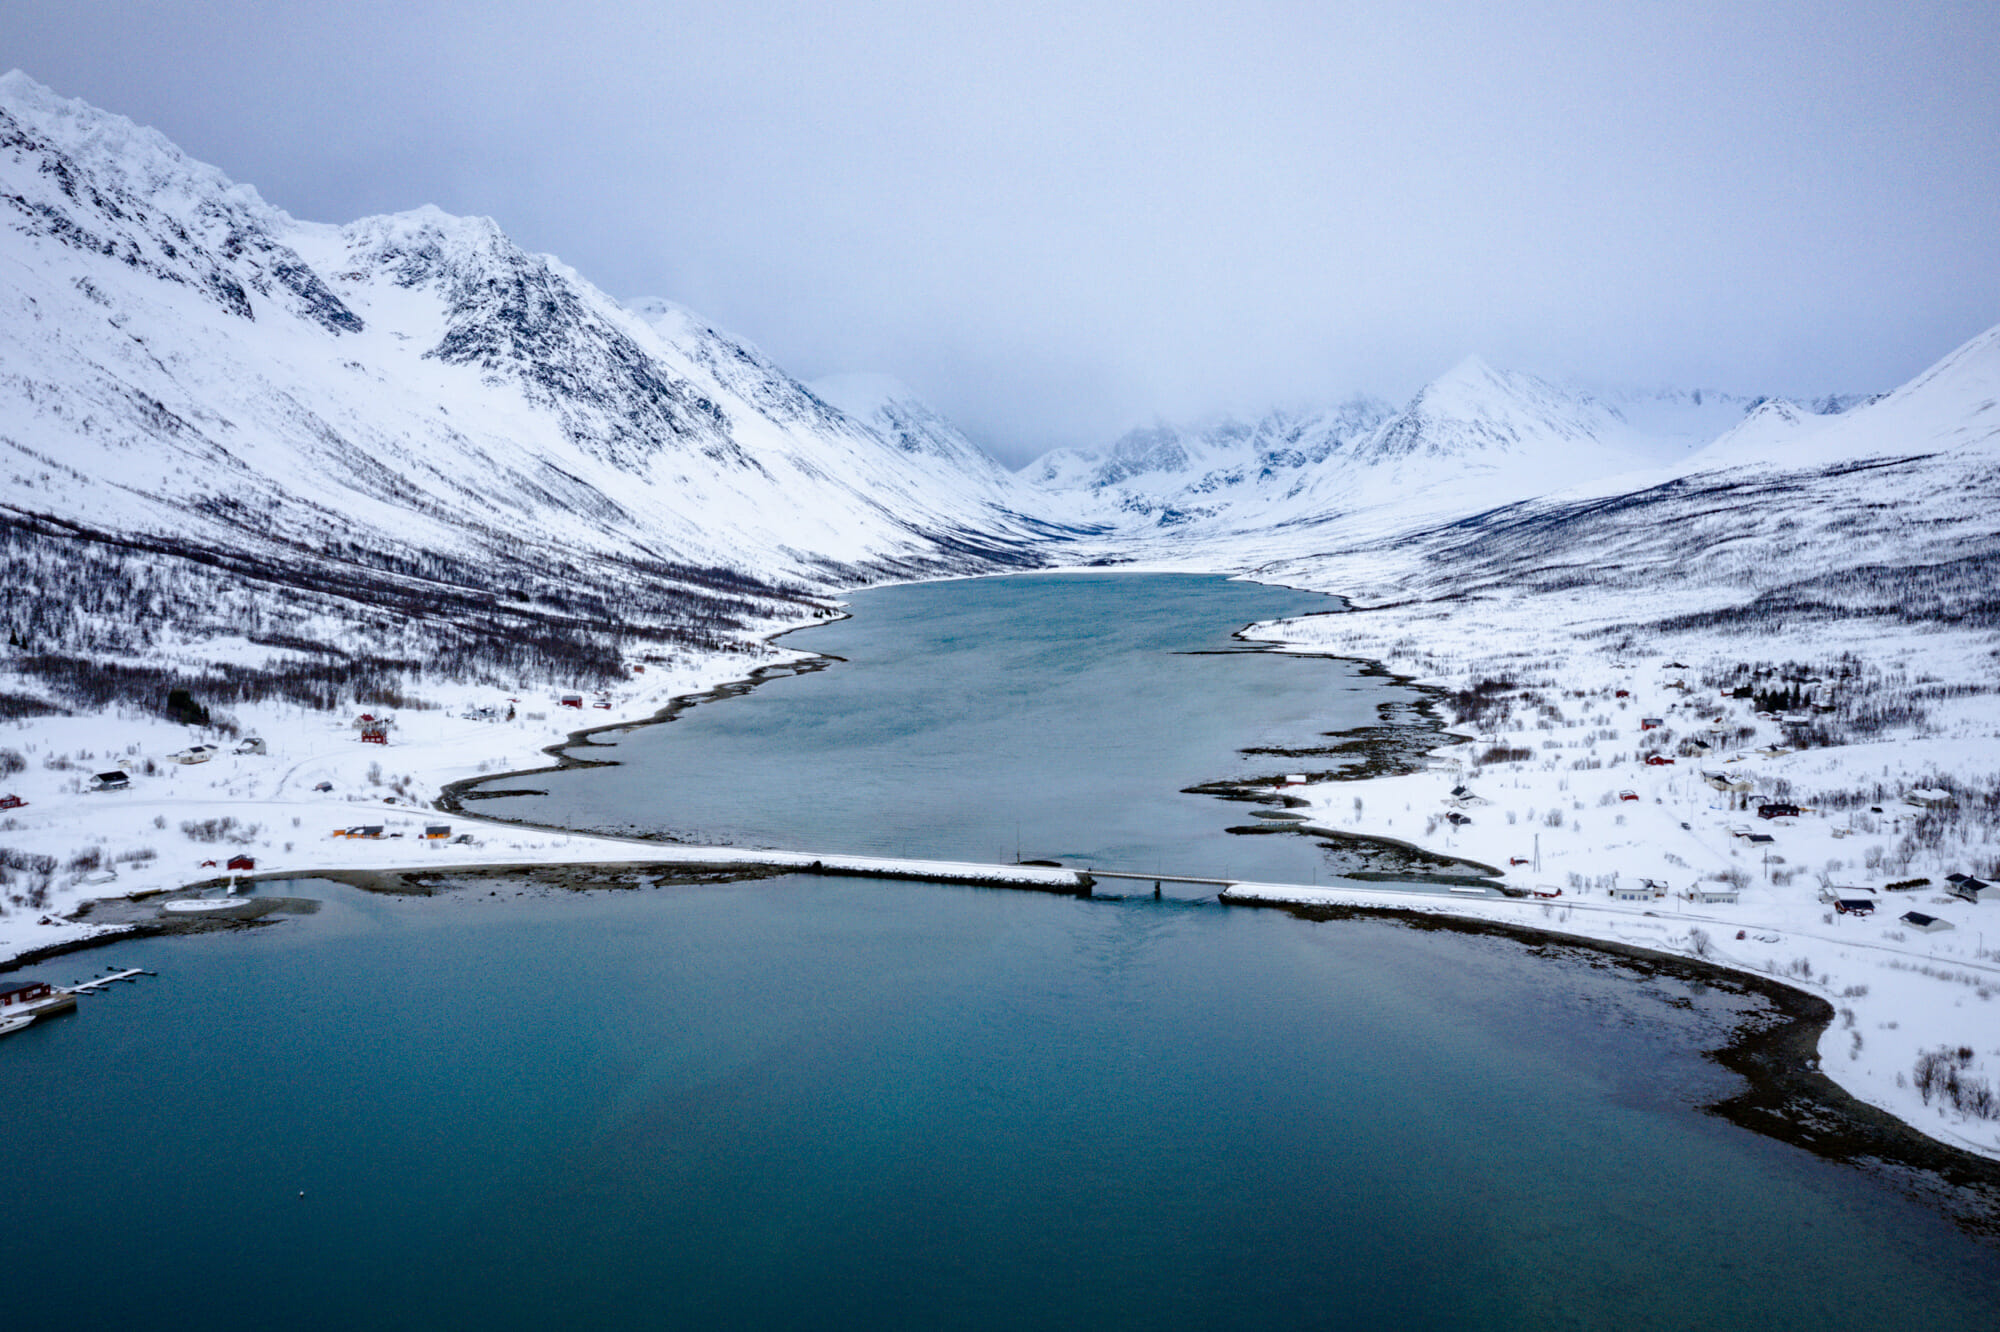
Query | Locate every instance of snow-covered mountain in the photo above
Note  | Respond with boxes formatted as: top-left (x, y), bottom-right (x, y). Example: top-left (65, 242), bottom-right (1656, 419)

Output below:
top-left (4, 68), bottom-right (1992, 721)
top-left (1022, 398), bottom-right (1394, 527)
top-left (1019, 356), bottom-right (1796, 537)
top-left (807, 372), bottom-right (1016, 484)
top-left (1244, 322), bottom-right (2000, 646)
top-left (0, 72), bottom-right (1068, 700)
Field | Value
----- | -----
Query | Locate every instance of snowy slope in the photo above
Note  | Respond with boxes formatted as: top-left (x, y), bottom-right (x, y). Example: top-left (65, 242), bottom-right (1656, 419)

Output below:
top-left (1020, 399), bottom-right (1394, 529)
top-left (1019, 357), bottom-right (1799, 540)
top-left (1694, 324), bottom-right (2000, 471)
top-left (1234, 321), bottom-right (2000, 645)
top-left (808, 372), bottom-right (1015, 481)
top-left (0, 72), bottom-right (1069, 697)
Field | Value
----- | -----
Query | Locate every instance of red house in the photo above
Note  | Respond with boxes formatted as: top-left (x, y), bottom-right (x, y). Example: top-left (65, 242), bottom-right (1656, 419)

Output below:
top-left (227, 854), bottom-right (256, 872)
top-left (0, 793), bottom-right (24, 809)
top-left (1, 978), bottom-right (73, 1018)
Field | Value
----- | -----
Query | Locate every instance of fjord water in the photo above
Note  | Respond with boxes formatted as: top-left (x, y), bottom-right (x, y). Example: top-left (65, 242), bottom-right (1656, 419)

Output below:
top-left (494, 573), bottom-right (1396, 884)
top-left (8, 574), bottom-right (1999, 1327)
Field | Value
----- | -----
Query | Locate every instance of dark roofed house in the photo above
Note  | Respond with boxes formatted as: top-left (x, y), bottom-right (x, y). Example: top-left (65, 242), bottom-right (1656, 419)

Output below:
top-left (1900, 911), bottom-right (1953, 933)
top-left (1, 978), bottom-right (75, 1020)
top-left (1835, 896), bottom-right (1876, 916)
top-left (1952, 877), bottom-right (1995, 904)
top-left (1757, 802), bottom-right (1802, 820)
top-left (91, 770), bottom-right (130, 791)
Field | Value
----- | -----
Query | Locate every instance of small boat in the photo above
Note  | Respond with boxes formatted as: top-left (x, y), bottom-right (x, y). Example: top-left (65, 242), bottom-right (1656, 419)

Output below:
top-left (0, 1013), bottom-right (35, 1037)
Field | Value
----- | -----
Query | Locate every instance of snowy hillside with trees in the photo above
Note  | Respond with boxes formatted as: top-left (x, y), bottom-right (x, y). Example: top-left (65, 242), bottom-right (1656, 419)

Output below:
top-left (0, 71), bottom-right (1074, 721)
top-left (4, 71), bottom-right (1999, 1165)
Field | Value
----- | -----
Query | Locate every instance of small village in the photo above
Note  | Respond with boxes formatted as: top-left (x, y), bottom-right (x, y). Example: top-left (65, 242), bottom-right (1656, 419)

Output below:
top-left (3, 619), bottom-right (1996, 1156)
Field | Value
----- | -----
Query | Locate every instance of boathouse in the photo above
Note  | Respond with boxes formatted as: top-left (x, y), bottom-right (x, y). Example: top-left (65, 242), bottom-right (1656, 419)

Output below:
top-left (226, 854), bottom-right (255, 872)
top-left (1, 978), bottom-right (70, 1015)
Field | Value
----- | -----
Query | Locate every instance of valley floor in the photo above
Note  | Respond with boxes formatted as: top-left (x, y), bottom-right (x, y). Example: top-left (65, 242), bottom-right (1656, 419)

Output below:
top-left (1240, 562), bottom-right (2000, 1163)
top-left (4, 568), bottom-right (1998, 1165)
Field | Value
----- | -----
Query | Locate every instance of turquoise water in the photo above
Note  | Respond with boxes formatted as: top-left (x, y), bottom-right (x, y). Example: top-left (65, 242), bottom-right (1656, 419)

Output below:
top-left (6, 573), bottom-right (1999, 1327)
top-left (488, 573), bottom-right (1391, 885)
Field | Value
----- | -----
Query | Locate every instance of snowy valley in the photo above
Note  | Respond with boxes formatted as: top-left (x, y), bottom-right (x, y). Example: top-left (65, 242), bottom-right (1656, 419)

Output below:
top-left (4, 72), bottom-right (2000, 1165)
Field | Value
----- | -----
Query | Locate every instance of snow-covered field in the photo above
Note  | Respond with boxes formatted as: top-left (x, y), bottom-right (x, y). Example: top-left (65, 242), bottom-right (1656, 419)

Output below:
top-left (1234, 579), bottom-right (2000, 1161)
top-left (0, 633), bottom-right (807, 957)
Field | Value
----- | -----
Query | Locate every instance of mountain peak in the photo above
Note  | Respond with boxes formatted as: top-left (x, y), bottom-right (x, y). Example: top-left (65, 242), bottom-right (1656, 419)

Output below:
top-left (1434, 353), bottom-right (1499, 385)
top-left (1354, 356), bottom-right (1627, 471)
top-left (1, 69), bottom-right (286, 230)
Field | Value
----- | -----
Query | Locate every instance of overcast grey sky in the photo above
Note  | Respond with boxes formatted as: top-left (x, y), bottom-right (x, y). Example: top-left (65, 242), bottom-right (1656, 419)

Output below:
top-left (9, 0), bottom-right (1998, 462)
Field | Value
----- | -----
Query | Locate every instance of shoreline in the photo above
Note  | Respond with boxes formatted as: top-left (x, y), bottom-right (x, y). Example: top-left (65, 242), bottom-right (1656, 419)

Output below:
top-left (9, 567), bottom-right (2000, 1222)
top-left (1224, 891), bottom-right (2000, 1238)
top-left (412, 577), bottom-right (2000, 1206)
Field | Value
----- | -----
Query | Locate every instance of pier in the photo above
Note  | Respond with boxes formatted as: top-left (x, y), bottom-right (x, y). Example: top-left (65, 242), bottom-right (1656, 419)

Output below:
top-left (67, 967), bottom-right (154, 994)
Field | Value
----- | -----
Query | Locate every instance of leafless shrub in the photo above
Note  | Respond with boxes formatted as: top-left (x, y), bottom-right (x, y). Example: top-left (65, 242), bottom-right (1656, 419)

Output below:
top-left (180, 816), bottom-right (260, 844)
top-left (1914, 1046), bottom-right (1999, 1119)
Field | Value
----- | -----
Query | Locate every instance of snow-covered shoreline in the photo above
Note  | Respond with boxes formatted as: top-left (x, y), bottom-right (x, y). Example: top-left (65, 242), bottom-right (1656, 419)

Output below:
top-left (1236, 574), bottom-right (2000, 1163)
top-left (5, 569), bottom-right (1998, 1166)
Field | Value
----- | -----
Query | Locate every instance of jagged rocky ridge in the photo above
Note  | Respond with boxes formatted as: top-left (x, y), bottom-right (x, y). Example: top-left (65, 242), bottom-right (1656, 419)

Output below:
top-left (0, 72), bottom-right (1084, 710)
top-left (3, 69), bottom-right (1997, 717)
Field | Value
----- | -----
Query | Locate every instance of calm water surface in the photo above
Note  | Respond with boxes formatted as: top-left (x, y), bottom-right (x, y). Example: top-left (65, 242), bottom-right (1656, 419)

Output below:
top-left (7, 574), bottom-right (1999, 1328)
top-left (491, 573), bottom-right (1402, 884)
